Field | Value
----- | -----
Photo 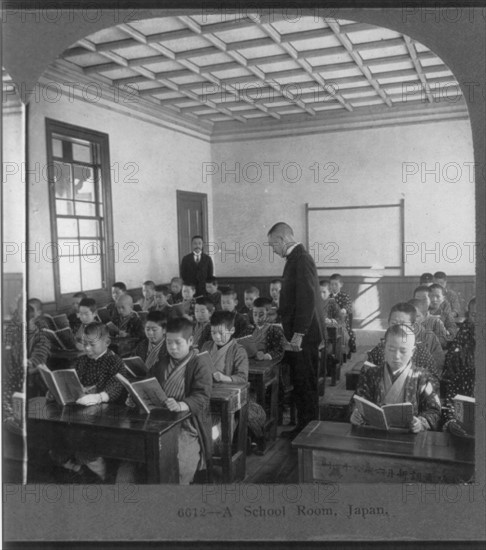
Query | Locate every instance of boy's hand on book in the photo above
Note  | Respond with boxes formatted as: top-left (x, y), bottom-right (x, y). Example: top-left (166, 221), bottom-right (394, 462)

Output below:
top-left (46, 391), bottom-right (56, 402)
top-left (256, 351), bottom-right (271, 361)
top-left (448, 420), bottom-right (468, 438)
top-left (125, 395), bottom-right (137, 408)
top-left (166, 398), bottom-right (182, 412)
top-left (213, 372), bottom-right (232, 383)
top-left (290, 333), bottom-right (303, 350)
top-left (350, 408), bottom-right (365, 426)
top-left (409, 416), bottom-right (423, 433)
top-left (76, 393), bottom-right (106, 406)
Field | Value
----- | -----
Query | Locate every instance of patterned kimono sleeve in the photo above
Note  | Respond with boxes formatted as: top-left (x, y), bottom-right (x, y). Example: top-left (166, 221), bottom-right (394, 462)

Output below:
top-left (29, 330), bottom-right (51, 367)
top-left (339, 292), bottom-right (353, 315)
top-left (355, 364), bottom-right (379, 402)
top-left (417, 375), bottom-right (442, 430)
top-left (442, 367), bottom-right (474, 424)
top-left (416, 346), bottom-right (440, 391)
top-left (102, 355), bottom-right (127, 402)
top-left (265, 325), bottom-right (285, 362)
top-left (366, 343), bottom-right (383, 366)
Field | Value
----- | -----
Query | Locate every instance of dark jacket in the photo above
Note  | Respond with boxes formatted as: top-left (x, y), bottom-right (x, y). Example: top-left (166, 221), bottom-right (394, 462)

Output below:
top-left (279, 244), bottom-right (326, 344)
top-left (180, 253), bottom-right (214, 296)
top-left (151, 351), bottom-right (213, 467)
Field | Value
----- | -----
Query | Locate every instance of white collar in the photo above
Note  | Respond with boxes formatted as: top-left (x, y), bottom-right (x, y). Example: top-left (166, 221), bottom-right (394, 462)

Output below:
top-left (284, 242), bottom-right (300, 257)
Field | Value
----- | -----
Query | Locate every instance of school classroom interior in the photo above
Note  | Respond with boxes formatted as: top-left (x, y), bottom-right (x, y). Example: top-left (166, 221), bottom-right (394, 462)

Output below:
top-left (2, 8), bottom-right (484, 489)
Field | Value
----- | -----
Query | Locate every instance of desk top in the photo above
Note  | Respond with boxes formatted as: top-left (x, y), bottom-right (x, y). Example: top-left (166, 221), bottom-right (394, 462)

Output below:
top-left (248, 358), bottom-right (280, 376)
top-left (292, 421), bottom-right (474, 465)
top-left (28, 397), bottom-right (190, 435)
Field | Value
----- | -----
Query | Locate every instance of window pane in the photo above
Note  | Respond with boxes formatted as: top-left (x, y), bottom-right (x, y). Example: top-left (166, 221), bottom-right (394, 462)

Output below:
top-left (54, 162), bottom-right (72, 199)
top-left (73, 165), bottom-right (95, 201)
top-left (52, 138), bottom-right (63, 158)
top-left (59, 256), bottom-right (81, 294)
top-left (79, 239), bottom-right (102, 257)
top-left (56, 199), bottom-right (74, 215)
top-left (97, 171), bottom-right (103, 203)
top-left (58, 239), bottom-right (79, 257)
top-left (80, 258), bottom-right (102, 290)
top-left (78, 219), bottom-right (99, 237)
top-left (98, 202), bottom-right (103, 217)
top-left (72, 142), bottom-right (92, 163)
top-left (57, 217), bottom-right (78, 238)
top-left (75, 201), bottom-right (96, 217)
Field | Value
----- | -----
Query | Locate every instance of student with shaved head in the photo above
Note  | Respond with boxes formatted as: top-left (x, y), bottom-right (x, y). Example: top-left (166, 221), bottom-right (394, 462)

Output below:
top-left (267, 222), bottom-right (326, 439)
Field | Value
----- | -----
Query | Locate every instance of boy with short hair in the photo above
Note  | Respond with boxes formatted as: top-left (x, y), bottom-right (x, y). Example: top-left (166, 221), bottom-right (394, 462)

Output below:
top-left (49, 323), bottom-right (127, 481)
top-left (107, 282), bottom-right (128, 320)
top-left (428, 283), bottom-right (458, 338)
top-left (75, 298), bottom-right (100, 350)
top-left (367, 302), bottom-right (440, 388)
top-left (268, 279), bottom-right (282, 323)
top-left (120, 317), bottom-right (212, 484)
top-left (408, 299), bottom-right (445, 374)
top-left (329, 274), bottom-right (356, 355)
top-left (319, 280), bottom-right (344, 327)
top-left (26, 304), bottom-right (51, 397)
top-left (170, 277), bottom-right (183, 305)
top-left (205, 277), bottom-right (222, 311)
top-left (130, 310), bottom-right (168, 370)
top-left (419, 273), bottom-right (434, 286)
top-left (413, 286), bottom-right (450, 348)
top-left (351, 324), bottom-right (441, 432)
top-left (27, 298), bottom-right (52, 331)
top-left (220, 286), bottom-right (252, 338)
top-left (433, 271), bottom-right (461, 318)
top-left (248, 297), bottom-right (285, 362)
top-left (239, 285), bottom-right (260, 323)
top-left (181, 282), bottom-right (197, 319)
top-left (68, 292), bottom-right (88, 331)
top-left (193, 297), bottom-right (214, 349)
top-left (110, 295), bottom-right (145, 353)
top-left (137, 280), bottom-right (156, 311)
top-left (150, 285), bottom-right (172, 314)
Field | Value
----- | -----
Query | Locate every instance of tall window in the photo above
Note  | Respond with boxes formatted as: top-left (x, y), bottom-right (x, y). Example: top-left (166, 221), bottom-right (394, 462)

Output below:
top-left (46, 119), bottom-right (114, 306)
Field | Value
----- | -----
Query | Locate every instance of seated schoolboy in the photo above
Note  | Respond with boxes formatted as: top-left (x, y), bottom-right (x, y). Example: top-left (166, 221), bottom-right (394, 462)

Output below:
top-left (239, 286), bottom-right (260, 324)
top-left (68, 292), bottom-right (87, 332)
top-left (26, 304), bottom-right (51, 397)
top-left (408, 299), bottom-right (445, 374)
top-left (193, 297), bottom-right (214, 349)
top-left (330, 273), bottom-right (356, 355)
top-left (268, 279), bottom-right (282, 323)
top-left (137, 280), bottom-right (156, 311)
top-left (130, 310), bottom-right (168, 369)
top-left (433, 271), bottom-right (461, 318)
top-left (442, 297), bottom-right (476, 385)
top-left (367, 303), bottom-right (440, 388)
top-left (220, 286), bottom-right (252, 338)
top-left (150, 284), bottom-right (172, 314)
top-left (181, 282), bottom-right (197, 319)
top-left (201, 311), bottom-right (249, 384)
top-left (351, 324), bottom-right (441, 432)
top-left (27, 298), bottom-right (53, 331)
top-left (413, 286), bottom-right (450, 348)
top-left (319, 280), bottom-right (344, 327)
top-left (205, 277), bottom-right (222, 311)
top-left (169, 277), bottom-right (183, 305)
top-left (441, 298), bottom-right (475, 437)
top-left (74, 298), bottom-right (100, 351)
top-left (49, 323), bottom-right (127, 481)
top-left (119, 317), bottom-right (212, 484)
top-left (428, 283), bottom-right (458, 338)
top-left (249, 298), bottom-right (285, 362)
top-left (106, 282), bottom-right (128, 320)
top-left (110, 294), bottom-right (145, 347)
top-left (419, 272), bottom-right (434, 286)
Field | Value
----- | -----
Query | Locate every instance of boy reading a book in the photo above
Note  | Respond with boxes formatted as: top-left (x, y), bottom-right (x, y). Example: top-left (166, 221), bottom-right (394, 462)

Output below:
top-left (413, 286), bottom-right (450, 348)
top-left (182, 282), bottom-right (197, 319)
top-left (150, 284), bottom-right (172, 314)
top-left (351, 324), bottom-right (441, 432)
top-left (119, 317), bottom-right (212, 484)
top-left (68, 292), bottom-right (87, 331)
top-left (433, 271), bottom-right (461, 318)
top-left (170, 277), bottom-right (183, 304)
top-left (239, 286), bottom-right (260, 323)
top-left (220, 287), bottom-right (252, 338)
top-left (428, 283), bottom-right (459, 338)
top-left (137, 280), bottom-right (156, 311)
top-left (408, 299), bottom-right (445, 373)
top-left (106, 282), bottom-right (128, 320)
top-left (75, 298), bottom-right (99, 351)
top-left (205, 277), bottom-right (222, 311)
top-left (246, 297), bottom-right (285, 362)
top-left (319, 280), bottom-right (344, 327)
top-left (27, 304), bottom-right (51, 397)
top-left (268, 279), bottom-right (282, 323)
top-left (49, 323), bottom-right (127, 480)
top-left (329, 274), bottom-right (356, 356)
top-left (193, 297), bottom-right (214, 349)
top-left (130, 310), bottom-right (168, 371)
top-left (28, 298), bottom-right (52, 331)
top-left (112, 294), bottom-right (144, 340)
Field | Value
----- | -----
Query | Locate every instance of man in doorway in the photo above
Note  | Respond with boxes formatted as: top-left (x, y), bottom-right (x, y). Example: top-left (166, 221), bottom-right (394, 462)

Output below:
top-left (180, 235), bottom-right (214, 297)
top-left (267, 222), bottom-right (326, 439)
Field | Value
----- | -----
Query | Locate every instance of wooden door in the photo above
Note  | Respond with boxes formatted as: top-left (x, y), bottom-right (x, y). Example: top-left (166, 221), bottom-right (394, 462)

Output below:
top-left (176, 191), bottom-right (208, 262)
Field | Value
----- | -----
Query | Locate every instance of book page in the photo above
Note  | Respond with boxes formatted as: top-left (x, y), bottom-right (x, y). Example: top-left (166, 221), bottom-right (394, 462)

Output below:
top-left (382, 403), bottom-right (413, 429)
top-left (353, 395), bottom-right (388, 430)
top-left (54, 370), bottom-right (85, 404)
top-left (132, 378), bottom-right (168, 410)
top-left (123, 356), bottom-right (149, 377)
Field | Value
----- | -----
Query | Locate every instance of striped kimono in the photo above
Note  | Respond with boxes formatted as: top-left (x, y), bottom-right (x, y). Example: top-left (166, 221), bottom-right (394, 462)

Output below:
top-left (132, 338), bottom-right (167, 370)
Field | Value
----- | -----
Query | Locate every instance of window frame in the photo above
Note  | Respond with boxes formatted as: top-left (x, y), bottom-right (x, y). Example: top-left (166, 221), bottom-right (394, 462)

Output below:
top-left (45, 118), bottom-right (115, 310)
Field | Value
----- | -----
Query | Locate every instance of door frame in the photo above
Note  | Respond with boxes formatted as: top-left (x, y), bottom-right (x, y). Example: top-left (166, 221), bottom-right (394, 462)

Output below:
top-left (176, 190), bottom-right (209, 265)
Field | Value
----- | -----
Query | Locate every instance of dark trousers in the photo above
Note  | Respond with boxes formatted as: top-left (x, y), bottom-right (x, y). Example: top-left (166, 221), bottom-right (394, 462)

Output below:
top-left (287, 341), bottom-right (319, 427)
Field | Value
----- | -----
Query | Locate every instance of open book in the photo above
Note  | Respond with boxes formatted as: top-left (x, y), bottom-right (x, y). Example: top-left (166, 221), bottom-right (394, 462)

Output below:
top-left (42, 327), bottom-right (77, 350)
top-left (236, 335), bottom-right (258, 359)
top-left (353, 395), bottom-right (414, 431)
top-left (38, 364), bottom-right (85, 406)
top-left (52, 314), bottom-right (70, 330)
top-left (116, 373), bottom-right (168, 414)
top-left (453, 394), bottom-right (475, 435)
top-left (123, 356), bottom-right (149, 378)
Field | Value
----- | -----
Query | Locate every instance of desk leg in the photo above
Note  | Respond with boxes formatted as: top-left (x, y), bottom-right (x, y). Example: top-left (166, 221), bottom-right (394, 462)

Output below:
top-left (220, 402), bottom-right (233, 483)
top-left (270, 375), bottom-right (279, 443)
top-left (235, 403), bottom-right (248, 481)
top-left (146, 426), bottom-right (180, 484)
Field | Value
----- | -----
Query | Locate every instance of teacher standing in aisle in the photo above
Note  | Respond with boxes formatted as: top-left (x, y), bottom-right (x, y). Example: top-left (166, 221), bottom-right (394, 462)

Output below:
top-left (267, 222), bottom-right (325, 439)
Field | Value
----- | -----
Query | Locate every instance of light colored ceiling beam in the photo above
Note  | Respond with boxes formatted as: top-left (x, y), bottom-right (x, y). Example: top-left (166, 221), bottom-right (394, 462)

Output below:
top-left (326, 19), bottom-right (392, 107)
top-left (403, 35), bottom-right (434, 103)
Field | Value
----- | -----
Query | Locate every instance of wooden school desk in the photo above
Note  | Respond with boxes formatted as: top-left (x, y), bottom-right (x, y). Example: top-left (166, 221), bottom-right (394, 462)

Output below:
top-left (27, 397), bottom-right (191, 483)
top-left (248, 358), bottom-right (280, 454)
top-left (210, 382), bottom-right (249, 482)
top-left (292, 421), bottom-right (474, 484)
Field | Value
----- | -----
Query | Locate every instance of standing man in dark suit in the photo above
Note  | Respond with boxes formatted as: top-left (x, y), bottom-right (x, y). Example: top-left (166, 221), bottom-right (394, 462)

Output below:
top-left (267, 222), bottom-right (326, 439)
top-left (180, 235), bottom-right (214, 297)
